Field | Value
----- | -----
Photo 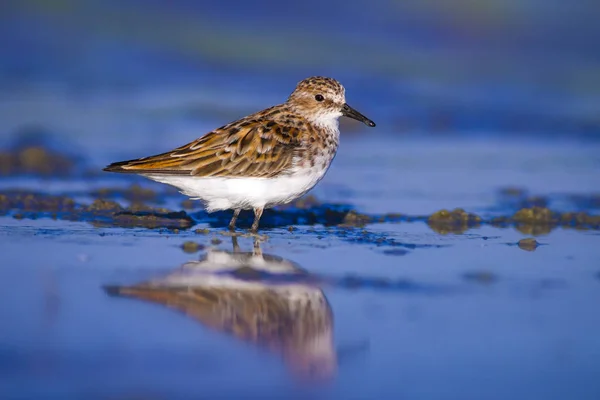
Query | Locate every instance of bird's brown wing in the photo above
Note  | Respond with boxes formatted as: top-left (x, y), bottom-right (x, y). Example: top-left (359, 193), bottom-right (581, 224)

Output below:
top-left (104, 118), bottom-right (304, 178)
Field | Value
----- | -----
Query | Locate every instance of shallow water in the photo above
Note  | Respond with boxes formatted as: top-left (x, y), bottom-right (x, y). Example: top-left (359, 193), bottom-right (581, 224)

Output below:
top-left (1, 133), bottom-right (600, 399)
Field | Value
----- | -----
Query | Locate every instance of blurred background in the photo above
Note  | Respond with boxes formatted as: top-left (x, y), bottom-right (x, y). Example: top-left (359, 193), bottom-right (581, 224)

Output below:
top-left (1, 0), bottom-right (599, 154)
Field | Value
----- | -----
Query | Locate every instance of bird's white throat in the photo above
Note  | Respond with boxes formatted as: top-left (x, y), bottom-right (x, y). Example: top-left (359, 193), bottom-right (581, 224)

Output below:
top-left (309, 113), bottom-right (341, 133)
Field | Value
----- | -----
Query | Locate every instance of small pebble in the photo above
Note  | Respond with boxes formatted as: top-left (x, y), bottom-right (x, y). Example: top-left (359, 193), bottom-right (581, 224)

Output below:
top-left (518, 238), bottom-right (539, 251)
top-left (181, 241), bottom-right (204, 253)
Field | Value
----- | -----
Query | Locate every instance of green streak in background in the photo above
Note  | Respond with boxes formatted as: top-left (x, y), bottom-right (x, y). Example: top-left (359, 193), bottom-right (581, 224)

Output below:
top-left (5, 0), bottom-right (600, 96)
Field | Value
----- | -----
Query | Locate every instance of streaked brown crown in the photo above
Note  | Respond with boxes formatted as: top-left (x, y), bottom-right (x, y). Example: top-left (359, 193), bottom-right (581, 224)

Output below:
top-left (287, 77), bottom-right (346, 107)
top-left (289, 76), bottom-right (345, 99)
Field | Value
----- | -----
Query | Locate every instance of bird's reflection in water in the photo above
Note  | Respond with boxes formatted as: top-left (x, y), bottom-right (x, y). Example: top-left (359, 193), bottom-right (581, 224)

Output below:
top-left (105, 236), bottom-right (336, 382)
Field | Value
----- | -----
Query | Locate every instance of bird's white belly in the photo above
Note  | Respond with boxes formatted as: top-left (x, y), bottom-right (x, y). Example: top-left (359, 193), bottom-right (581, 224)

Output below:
top-left (145, 168), bottom-right (327, 211)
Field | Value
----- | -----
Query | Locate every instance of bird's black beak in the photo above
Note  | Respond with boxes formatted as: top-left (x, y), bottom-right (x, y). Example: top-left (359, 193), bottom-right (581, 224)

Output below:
top-left (341, 103), bottom-right (376, 127)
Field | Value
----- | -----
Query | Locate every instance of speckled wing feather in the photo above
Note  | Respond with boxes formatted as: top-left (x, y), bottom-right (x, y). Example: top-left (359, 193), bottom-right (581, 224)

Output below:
top-left (104, 116), bottom-right (304, 178)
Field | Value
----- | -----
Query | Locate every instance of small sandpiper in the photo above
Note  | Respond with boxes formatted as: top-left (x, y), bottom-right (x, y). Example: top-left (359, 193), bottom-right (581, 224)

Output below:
top-left (104, 76), bottom-right (376, 231)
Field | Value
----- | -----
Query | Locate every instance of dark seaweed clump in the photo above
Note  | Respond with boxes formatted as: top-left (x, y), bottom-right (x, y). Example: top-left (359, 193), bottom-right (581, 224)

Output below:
top-left (0, 127), bottom-right (83, 177)
top-left (92, 184), bottom-right (158, 203)
top-left (181, 241), bottom-right (205, 253)
top-left (339, 210), bottom-right (372, 227)
top-left (427, 208), bottom-right (482, 234)
top-left (0, 145), bottom-right (75, 177)
top-left (0, 192), bottom-right (193, 230)
top-left (2, 189), bottom-right (600, 235)
top-left (491, 206), bottom-right (600, 235)
top-left (0, 192), bottom-right (76, 217)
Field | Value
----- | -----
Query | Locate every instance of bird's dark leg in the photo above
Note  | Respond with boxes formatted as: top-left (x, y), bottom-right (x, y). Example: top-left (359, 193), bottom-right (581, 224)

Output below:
top-left (228, 209), bottom-right (241, 231)
top-left (252, 236), bottom-right (262, 256)
top-left (251, 207), bottom-right (263, 232)
top-left (231, 236), bottom-right (241, 253)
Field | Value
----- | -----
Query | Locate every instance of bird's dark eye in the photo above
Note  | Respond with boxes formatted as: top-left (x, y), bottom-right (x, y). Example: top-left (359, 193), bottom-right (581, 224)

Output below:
top-left (315, 94), bottom-right (324, 102)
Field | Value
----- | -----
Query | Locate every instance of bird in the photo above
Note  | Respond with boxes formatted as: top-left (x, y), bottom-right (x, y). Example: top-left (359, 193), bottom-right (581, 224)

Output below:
top-left (104, 237), bottom-right (337, 381)
top-left (103, 76), bottom-right (376, 231)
